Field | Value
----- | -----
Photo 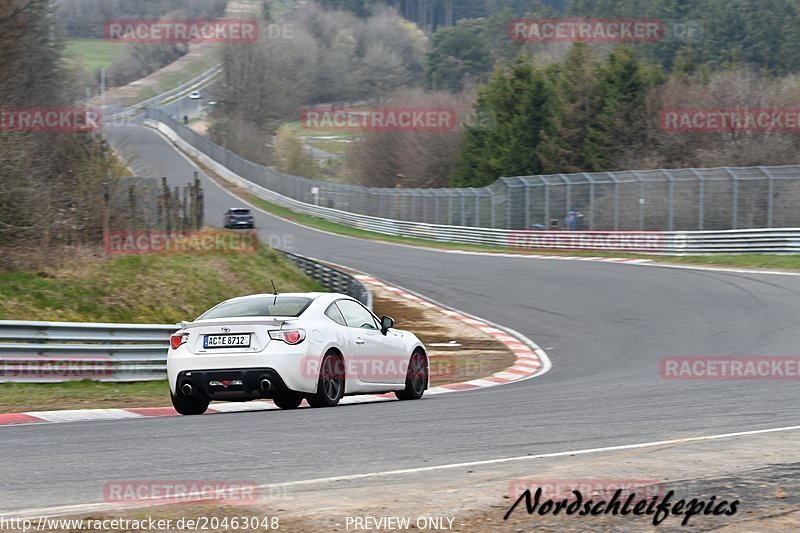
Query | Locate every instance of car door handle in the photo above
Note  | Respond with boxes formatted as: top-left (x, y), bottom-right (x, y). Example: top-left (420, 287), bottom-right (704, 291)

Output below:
top-left (355, 338), bottom-right (366, 345)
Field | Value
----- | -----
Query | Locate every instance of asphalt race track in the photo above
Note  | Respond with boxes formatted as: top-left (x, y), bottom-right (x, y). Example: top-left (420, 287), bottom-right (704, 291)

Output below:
top-left (1, 123), bottom-right (797, 513)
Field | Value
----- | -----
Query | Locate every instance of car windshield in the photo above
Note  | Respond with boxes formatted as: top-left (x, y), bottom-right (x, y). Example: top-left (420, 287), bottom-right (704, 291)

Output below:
top-left (198, 296), bottom-right (312, 320)
top-left (230, 209), bottom-right (251, 215)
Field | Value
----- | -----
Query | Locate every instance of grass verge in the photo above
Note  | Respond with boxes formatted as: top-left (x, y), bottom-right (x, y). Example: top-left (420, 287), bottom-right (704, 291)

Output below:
top-left (0, 245), bottom-right (321, 323)
top-left (0, 381), bottom-right (169, 413)
top-left (65, 38), bottom-right (124, 71)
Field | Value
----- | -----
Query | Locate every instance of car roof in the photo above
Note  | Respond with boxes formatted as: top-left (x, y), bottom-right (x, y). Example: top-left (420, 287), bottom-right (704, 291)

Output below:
top-left (223, 292), bottom-right (349, 303)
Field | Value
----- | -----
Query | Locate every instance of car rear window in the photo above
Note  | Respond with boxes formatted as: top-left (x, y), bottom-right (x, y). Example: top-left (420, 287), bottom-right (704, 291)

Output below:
top-left (230, 209), bottom-right (251, 215)
top-left (198, 296), bottom-right (312, 319)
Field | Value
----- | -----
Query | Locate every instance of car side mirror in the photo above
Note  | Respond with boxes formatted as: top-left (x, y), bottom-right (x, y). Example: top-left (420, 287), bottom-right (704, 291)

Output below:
top-left (380, 316), bottom-right (395, 335)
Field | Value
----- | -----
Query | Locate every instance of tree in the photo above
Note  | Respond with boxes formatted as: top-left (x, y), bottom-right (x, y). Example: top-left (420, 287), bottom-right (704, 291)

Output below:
top-left (274, 126), bottom-right (320, 178)
top-left (584, 45), bottom-right (662, 171)
top-left (450, 56), bottom-right (553, 186)
top-left (536, 42), bottom-right (600, 174)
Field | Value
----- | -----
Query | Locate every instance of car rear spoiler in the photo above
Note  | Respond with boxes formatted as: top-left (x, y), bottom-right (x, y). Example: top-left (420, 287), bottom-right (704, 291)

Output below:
top-left (177, 317), bottom-right (297, 330)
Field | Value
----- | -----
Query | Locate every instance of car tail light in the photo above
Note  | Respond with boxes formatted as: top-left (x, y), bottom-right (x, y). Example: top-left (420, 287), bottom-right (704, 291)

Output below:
top-left (170, 333), bottom-right (188, 350)
top-left (269, 329), bottom-right (306, 345)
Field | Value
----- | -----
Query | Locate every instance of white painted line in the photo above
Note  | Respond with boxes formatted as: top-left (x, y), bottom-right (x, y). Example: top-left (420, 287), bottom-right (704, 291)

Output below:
top-left (8, 424), bottom-right (800, 520)
top-left (210, 401), bottom-right (277, 413)
top-left (643, 262), bottom-right (800, 277)
top-left (24, 409), bottom-right (143, 423)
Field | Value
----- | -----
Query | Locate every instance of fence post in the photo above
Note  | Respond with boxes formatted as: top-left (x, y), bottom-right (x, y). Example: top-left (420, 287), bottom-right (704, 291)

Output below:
top-left (761, 166), bottom-right (775, 228)
top-left (560, 175), bottom-right (571, 216)
top-left (544, 180), bottom-right (550, 228)
top-left (490, 190), bottom-right (496, 228)
top-left (506, 184), bottom-right (512, 229)
top-left (666, 170), bottom-right (675, 231)
top-left (633, 171), bottom-right (645, 231)
top-left (524, 179), bottom-right (531, 230)
top-left (723, 168), bottom-right (739, 230)
top-left (689, 169), bottom-right (704, 231)
top-left (606, 173), bottom-right (619, 231)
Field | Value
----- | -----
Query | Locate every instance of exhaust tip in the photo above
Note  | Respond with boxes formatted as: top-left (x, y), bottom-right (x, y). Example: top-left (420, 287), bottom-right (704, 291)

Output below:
top-left (260, 379), bottom-right (272, 392)
top-left (181, 383), bottom-right (194, 396)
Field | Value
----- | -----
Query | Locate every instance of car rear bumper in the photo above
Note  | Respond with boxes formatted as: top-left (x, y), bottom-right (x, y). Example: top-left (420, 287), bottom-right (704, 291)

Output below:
top-left (175, 368), bottom-right (293, 400)
top-left (168, 347), bottom-right (317, 396)
top-left (226, 222), bottom-right (254, 228)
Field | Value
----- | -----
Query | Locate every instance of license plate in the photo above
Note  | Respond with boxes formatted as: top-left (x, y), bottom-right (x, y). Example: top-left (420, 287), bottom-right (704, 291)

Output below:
top-left (203, 334), bottom-right (251, 349)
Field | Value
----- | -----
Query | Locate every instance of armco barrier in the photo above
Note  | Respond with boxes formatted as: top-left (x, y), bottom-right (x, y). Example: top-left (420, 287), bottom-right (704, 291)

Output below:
top-left (144, 116), bottom-right (800, 254)
top-left (0, 251), bottom-right (372, 382)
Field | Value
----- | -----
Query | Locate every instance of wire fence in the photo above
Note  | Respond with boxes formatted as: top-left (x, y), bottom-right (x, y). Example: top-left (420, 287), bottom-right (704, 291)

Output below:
top-left (146, 108), bottom-right (800, 231)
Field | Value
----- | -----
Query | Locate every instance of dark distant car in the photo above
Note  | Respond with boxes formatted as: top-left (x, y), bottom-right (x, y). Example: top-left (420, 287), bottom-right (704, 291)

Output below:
top-left (223, 208), bottom-right (255, 229)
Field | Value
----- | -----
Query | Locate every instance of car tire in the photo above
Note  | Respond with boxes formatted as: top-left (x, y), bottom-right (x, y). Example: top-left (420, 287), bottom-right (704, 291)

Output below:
top-left (171, 392), bottom-right (210, 415)
top-left (307, 352), bottom-right (345, 408)
top-left (272, 392), bottom-right (303, 410)
top-left (396, 350), bottom-right (427, 401)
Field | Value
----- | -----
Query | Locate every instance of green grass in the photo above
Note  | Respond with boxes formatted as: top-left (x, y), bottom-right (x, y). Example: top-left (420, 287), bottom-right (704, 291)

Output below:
top-left (65, 38), bottom-right (125, 71)
top-left (154, 54), bottom-right (220, 95)
top-left (0, 245), bottom-right (321, 323)
top-left (0, 381), bottom-right (170, 413)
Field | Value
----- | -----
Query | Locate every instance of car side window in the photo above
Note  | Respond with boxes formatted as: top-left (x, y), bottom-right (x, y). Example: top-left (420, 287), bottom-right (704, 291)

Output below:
top-left (335, 300), bottom-right (379, 330)
top-left (324, 303), bottom-right (347, 326)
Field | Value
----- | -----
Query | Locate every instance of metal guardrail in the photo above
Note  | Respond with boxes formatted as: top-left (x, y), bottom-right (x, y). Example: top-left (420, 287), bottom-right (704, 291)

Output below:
top-left (145, 116), bottom-right (800, 254)
top-left (0, 322), bottom-right (174, 383)
top-left (0, 253), bottom-right (372, 382)
top-left (279, 251), bottom-right (372, 310)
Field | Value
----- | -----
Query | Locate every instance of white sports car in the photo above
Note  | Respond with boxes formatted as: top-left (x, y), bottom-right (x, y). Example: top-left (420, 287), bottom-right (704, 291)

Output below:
top-left (167, 292), bottom-right (428, 415)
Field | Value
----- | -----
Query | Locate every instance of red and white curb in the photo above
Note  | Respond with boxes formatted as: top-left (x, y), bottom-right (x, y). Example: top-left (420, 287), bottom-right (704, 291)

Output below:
top-left (0, 277), bottom-right (550, 427)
